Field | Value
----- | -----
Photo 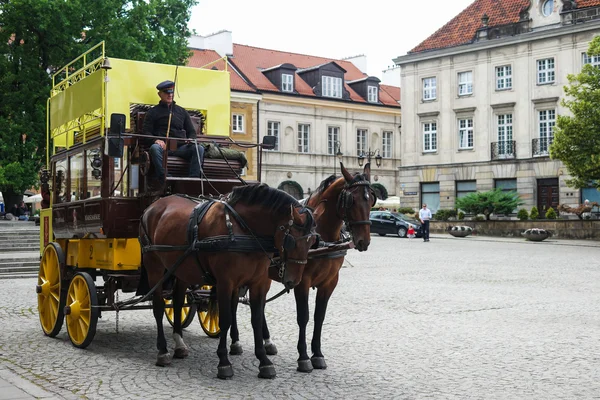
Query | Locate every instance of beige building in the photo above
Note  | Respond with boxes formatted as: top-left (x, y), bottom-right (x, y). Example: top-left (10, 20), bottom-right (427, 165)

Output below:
top-left (394, 0), bottom-right (600, 213)
top-left (189, 31), bottom-right (401, 199)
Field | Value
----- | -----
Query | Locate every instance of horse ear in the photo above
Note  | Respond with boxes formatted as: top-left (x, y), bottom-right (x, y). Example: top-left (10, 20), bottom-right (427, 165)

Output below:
top-left (363, 162), bottom-right (371, 182)
top-left (291, 204), bottom-right (302, 224)
top-left (340, 162), bottom-right (353, 183)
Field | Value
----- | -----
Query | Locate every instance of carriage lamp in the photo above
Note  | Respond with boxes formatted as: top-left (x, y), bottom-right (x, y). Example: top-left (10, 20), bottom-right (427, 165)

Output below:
top-left (91, 153), bottom-right (102, 179)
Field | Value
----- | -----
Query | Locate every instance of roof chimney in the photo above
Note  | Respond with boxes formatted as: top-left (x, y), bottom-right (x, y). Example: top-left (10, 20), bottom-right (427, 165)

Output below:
top-left (188, 30), bottom-right (233, 57)
top-left (342, 54), bottom-right (367, 74)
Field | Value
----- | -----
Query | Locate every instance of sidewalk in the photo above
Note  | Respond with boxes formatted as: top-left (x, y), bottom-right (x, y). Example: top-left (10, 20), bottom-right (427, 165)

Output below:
top-left (429, 232), bottom-right (600, 248)
top-left (0, 365), bottom-right (65, 400)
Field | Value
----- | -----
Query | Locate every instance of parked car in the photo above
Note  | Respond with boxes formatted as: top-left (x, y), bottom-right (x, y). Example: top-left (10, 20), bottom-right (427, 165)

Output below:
top-left (369, 211), bottom-right (422, 238)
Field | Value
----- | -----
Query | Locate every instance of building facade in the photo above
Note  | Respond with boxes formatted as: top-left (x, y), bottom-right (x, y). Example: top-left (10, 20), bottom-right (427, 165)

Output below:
top-left (394, 0), bottom-right (600, 213)
top-left (189, 31), bottom-right (401, 199)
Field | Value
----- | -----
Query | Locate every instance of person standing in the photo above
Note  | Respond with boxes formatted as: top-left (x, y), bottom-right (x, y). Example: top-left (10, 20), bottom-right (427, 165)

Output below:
top-left (143, 80), bottom-right (204, 185)
top-left (419, 203), bottom-right (432, 242)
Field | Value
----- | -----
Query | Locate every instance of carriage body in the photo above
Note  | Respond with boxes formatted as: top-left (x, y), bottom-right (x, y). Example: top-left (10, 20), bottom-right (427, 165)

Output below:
top-left (36, 43), bottom-right (259, 346)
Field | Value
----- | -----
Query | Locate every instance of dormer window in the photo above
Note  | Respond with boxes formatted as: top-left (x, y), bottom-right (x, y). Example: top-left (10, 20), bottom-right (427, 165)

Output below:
top-left (367, 86), bottom-right (378, 103)
top-left (542, 0), bottom-right (553, 16)
top-left (322, 76), bottom-right (342, 98)
top-left (282, 74), bottom-right (294, 92)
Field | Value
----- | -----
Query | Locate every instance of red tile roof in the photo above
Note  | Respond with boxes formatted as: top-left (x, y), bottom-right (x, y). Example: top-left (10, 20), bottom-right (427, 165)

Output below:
top-left (410, 0), bottom-right (600, 54)
top-left (189, 44), bottom-right (400, 107)
top-left (187, 49), bottom-right (256, 93)
top-left (380, 84), bottom-right (401, 104)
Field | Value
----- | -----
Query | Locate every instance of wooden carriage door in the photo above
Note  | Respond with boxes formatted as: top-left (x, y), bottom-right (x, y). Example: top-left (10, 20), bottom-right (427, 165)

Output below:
top-left (537, 178), bottom-right (559, 214)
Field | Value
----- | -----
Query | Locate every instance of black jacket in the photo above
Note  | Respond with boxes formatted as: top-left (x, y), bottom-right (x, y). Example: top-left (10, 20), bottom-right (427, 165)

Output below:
top-left (143, 101), bottom-right (196, 147)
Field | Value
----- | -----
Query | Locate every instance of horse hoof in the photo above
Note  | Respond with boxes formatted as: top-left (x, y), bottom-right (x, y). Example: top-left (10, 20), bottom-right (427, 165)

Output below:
top-left (297, 359), bottom-right (313, 373)
top-left (217, 365), bottom-right (234, 380)
top-left (265, 342), bottom-right (278, 356)
top-left (174, 347), bottom-right (189, 359)
top-left (258, 364), bottom-right (276, 379)
top-left (155, 353), bottom-right (172, 367)
top-left (311, 356), bottom-right (327, 369)
top-left (229, 342), bottom-right (243, 355)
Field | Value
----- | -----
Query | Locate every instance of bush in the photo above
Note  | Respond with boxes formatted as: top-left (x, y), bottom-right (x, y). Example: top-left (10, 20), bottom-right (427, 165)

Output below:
top-left (457, 211), bottom-right (465, 220)
top-left (474, 215), bottom-right (485, 221)
top-left (545, 207), bottom-right (557, 219)
top-left (517, 208), bottom-right (529, 221)
top-left (434, 209), bottom-right (457, 221)
top-left (530, 206), bottom-right (539, 220)
top-left (455, 189), bottom-right (523, 220)
top-left (397, 207), bottom-right (415, 215)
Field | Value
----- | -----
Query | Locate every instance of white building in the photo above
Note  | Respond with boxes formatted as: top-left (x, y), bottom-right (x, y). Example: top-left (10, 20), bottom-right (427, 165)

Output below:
top-left (393, 0), bottom-right (600, 213)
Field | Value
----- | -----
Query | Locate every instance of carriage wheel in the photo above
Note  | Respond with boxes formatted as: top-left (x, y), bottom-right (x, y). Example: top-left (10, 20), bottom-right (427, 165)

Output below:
top-left (36, 242), bottom-right (67, 337)
top-left (164, 293), bottom-right (197, 329)
top-left (65, 272), bottom-right (99, 349)
top-left (198, 285), bottom-right (220, 338)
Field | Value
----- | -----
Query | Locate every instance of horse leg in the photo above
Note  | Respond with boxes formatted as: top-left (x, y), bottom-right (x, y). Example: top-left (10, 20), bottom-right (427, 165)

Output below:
top-left (262, 315), bottom-right (278, 356)
top-left (311, 282), bottom-right (337, 370)
top-left (216, 283), bottom-right (234, 379)
top-left (229, 294), bottom-right (243, 355)
top-left (294, 283), bottom-right (312, 373)
top-left (172, 279), bottom-right (189, 359)
top-left (152, 289), bottom-right (171, 367)
top-left (250, 282), bottom-right (275, 379)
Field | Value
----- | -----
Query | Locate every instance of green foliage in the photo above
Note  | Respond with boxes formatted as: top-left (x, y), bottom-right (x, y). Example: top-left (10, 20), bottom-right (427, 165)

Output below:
top-left (474, 215), bottom-right (485, 221)
top-left (517, 208), bottom-right (529, 221)
top-left (398, 207), bottom-right (415, 215)
top-left (0, 0), bottom-right (197, 198)
top-left (551, 36), bottom-right (600, 189)
top-left (371, 183), bottom-right (388, 200)
top-left (455, 189), bottom-right (524, 220)
top-left (530, 206), bottom-right (540, 220)
top-left (433, 209), bottom-right (457, 221)
top-left (457, 211), bottom-right (465, 220)
top-left (545, 207), bottom-right (557, 219)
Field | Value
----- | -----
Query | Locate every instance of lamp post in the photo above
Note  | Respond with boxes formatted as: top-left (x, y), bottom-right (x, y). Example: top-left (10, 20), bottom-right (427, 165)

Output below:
top-left (334, 141), bottom-right (343, 176)
top-left (357, 148), bottom-right (382, 168)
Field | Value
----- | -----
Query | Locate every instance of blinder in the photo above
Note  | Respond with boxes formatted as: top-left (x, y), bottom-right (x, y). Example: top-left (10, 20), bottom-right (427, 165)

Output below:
top-left (283, 232), bottom-right (295, 251)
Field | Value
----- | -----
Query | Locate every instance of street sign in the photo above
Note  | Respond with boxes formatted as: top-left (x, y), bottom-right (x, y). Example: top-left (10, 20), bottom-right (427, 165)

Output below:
top-left (404, 191), bottom-right (418, 195)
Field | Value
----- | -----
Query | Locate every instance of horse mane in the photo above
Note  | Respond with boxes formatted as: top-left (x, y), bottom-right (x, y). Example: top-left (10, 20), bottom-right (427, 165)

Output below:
top-left (313, 172), bottom-right (369, 198)
top-left (228, 183), bottom-right (301, 214)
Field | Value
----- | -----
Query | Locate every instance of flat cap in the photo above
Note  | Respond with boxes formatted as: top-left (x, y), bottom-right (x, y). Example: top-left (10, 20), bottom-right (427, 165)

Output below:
top-left (156, 80), bottom-right (175, 92)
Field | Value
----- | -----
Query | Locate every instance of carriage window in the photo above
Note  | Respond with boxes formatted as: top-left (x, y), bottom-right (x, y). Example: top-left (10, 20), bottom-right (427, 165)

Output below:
top-left (112, 146), bottom-right (131, 197)
top-left (54, 158), bottom-right (68, 204)
top-left (86, 148), bottom-right (102, 199)
top-left (70, 153), bottom-right (84, 201)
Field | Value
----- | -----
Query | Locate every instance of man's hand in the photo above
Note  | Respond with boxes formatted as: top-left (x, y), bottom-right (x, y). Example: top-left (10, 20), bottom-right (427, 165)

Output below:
top-left (155, 139), bottom-right (166, 150)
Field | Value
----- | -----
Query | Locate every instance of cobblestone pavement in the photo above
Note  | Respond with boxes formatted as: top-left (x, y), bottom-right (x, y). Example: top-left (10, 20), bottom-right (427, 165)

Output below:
top-left (0, 235), bottom-right (599, 399)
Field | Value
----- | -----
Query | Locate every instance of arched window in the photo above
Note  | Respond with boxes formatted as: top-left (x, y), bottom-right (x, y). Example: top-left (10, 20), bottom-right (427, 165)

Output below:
top-left (371, 183), bottom-right (388, 200)
top-left (278, 180), bottom-right (304, 200)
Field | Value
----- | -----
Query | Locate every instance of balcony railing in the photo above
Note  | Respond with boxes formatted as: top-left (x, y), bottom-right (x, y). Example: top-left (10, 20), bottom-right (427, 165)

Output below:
top-left (491, 141), bottom-right (516, 160)
top-left (532, 137), bottom-right (553, 157)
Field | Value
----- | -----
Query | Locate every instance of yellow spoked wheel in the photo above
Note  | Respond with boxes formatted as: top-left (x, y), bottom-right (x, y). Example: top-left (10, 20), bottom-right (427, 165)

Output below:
top-left (37, 242), bottom-right (66, 337)
top-left (198, 285), bottom-right (220, 338)
top-left (164, 293), bottom-right (197, 329)
top-left (65, 272), bottom-right (99, 349)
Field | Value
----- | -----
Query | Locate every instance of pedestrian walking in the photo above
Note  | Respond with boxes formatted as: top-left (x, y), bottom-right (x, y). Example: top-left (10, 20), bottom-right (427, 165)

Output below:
top-left (419, 203), bottom-right (432, 242)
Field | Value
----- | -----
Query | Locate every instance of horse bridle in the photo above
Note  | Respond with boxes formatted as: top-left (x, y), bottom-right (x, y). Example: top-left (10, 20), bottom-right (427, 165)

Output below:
top-left (336, 180), bottom-right (377, 227)
top-left (277, 206), bottom-right (316, 280)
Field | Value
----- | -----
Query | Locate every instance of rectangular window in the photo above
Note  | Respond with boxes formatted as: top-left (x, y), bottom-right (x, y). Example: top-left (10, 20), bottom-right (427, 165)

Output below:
top-left (69, 153), bottom-right (84, 202)
top-left (423, 77), bottom-right (437, 100)
top-left (456, 180), bottom-right (476, 199)
top-left (497, 114), bottom-right (514, 156)
top-left (382, 131), bottom-right (393, 158)
top-left (538, 109), bottom-right (556, 153)
top-left (232, 114), bottom-right (244, 133)
top-left (458, 71), bottom-right (473, 96)
top-left (282, 74), bottom-right (294, 92)
top-left (367, 86), bottom-right (378, 103)
top-left (537, 58), bottom-right (555, 84)
top-left (322, 76), bottom-right (342, 98)
top-left (423, 122), bottom-right (437, 152)
top-left (266, 121), bottom-right (280, 151)
top-left (356, 129), bottom-right (367, 156)
top-left (421, 182), bottom-right (440, 213)
top-left (458, 118), bottom-right (474, 149)
top-left (327, 126), bottom-right (340, 155)
top-left (496, 65), bottom-right (512, 90)
top-left (298, 124), bottom-right (310, 153)
top-left (583, 52), bottom-right (600, 67)
top-left (495, 178), bottom-right (517, 193)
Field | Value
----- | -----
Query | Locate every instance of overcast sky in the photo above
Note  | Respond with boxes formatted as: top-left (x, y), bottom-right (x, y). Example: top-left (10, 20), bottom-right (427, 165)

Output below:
top-left (189, 0), bottom-right (475, 79)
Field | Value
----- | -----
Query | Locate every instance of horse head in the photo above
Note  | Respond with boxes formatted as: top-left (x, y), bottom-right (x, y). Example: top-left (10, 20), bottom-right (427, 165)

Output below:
top-left (338, 162), bottom-right (376, 251)
top-left (274, 204), bottom-right (317, 289)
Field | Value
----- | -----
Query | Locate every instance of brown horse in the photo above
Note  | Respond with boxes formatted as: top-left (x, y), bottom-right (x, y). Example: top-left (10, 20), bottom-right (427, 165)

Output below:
top-left (230, 162), bottom-right (375, 372)
top-left (139, 184), bottom-right (316, 379)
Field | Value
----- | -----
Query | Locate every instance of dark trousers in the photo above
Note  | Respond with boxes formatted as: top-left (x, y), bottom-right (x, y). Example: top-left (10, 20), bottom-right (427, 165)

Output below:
top-left (150, 143), bottom-right (204, 179)
top-left (422, 220), bottom-right (430, 240)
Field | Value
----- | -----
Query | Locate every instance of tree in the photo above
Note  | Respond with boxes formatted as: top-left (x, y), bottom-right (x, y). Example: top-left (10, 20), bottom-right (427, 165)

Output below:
top-left (551, 36), bottom-right (600, 189)
top-left (0, 0), bottom-right (197, 204)
top-left (455, 189), bottom-right (524, 220)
